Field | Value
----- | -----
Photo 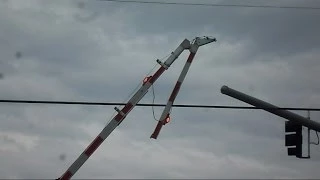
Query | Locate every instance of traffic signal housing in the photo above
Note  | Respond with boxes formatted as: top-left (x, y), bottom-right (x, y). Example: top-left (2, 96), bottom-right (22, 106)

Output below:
top-left (285, 121), bottom-right (302, 158)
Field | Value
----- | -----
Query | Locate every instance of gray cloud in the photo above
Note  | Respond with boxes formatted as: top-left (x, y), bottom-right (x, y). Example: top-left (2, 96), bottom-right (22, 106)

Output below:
top-left (126, 0), bottom-right (320, 58)
top-left (1, 0), bottom-right (320, 179)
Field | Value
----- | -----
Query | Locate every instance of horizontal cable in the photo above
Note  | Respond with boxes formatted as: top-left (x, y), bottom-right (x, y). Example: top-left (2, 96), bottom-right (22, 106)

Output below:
top-left (98, 0), bottom-right (320, 10)
top-left (0, 99), bottom-right (319, 111)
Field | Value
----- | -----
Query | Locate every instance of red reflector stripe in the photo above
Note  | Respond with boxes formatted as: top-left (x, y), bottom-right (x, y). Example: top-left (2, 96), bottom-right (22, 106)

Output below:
top-left (84, 136), bottom-right (103, 157)
top-left (187, 53), bottom-right (196, 63)
top-left (60, 171), bottom-right (72, 180)
top-left (149, 67), bottom-right (165, 84)
top-left (122, 103), bottom-right (133, 114)
top-left (169, 81), bottom-right (182, 102)
top-left (150, 121), bottom-right (164, 139)
top-left (114, 114), bottom-right (123, 122)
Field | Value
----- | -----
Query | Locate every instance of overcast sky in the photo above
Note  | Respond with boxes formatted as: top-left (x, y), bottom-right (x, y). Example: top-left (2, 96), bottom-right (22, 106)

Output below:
top-left (1, 0), bottom-right (320, 179)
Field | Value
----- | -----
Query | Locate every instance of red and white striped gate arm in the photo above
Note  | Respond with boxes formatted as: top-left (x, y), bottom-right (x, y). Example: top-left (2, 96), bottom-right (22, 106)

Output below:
top-left (57, 39), bottom-right (191, 180)
top-left (150, 37), bottom-right (217, 139)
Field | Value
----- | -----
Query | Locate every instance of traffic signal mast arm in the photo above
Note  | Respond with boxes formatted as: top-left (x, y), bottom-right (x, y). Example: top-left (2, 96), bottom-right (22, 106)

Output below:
top-left (150, 37), bottom-right (217, 139)
top-left (220, 85), bottom-right (320, 132)
top-left (221, 85), bottom-right (320, 158)
top-left (57, 39), bottom-right (191, 180)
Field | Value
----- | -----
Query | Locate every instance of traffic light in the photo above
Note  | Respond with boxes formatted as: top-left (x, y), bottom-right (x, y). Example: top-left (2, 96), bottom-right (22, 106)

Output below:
top-left (285, 121), bottom-right (302, 158)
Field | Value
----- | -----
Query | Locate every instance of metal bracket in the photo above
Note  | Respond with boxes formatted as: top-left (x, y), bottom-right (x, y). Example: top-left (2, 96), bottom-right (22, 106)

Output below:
top-left (114, 107), bottom-right (125, 116)
top-left (194, 36), bottom-right (217, 47)
top-left (156, 59), bottom-right (169, 69)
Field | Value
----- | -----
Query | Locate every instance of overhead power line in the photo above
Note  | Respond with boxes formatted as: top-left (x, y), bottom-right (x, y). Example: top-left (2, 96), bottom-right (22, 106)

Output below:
top-left (98, 0), bottom-right (320, 10)
top-left (1, 99), bottom-right (320, 111)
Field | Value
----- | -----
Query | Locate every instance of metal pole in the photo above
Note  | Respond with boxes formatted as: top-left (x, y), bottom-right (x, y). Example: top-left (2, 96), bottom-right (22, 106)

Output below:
top-left (221, 85), bottom-right (320, 132)
top-left (307, 111), bottom-right (311, 158)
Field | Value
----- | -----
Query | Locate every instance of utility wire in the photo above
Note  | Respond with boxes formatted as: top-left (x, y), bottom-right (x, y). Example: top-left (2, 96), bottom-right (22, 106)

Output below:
top-left (151, 84), bottom-right (159, 121)
top-left (97, 0), bottom-right (320, 10)
top-left (1, 99), bottom-right (320, 111)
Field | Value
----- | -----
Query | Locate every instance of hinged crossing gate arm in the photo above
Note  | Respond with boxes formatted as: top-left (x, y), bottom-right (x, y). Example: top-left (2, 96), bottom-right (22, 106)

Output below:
top-left (56, 36), bottom-right (216, 180)
top-left (57, 39), bottom-right (190, 180)
top-left (150, 37), bottom-right (217, 139)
